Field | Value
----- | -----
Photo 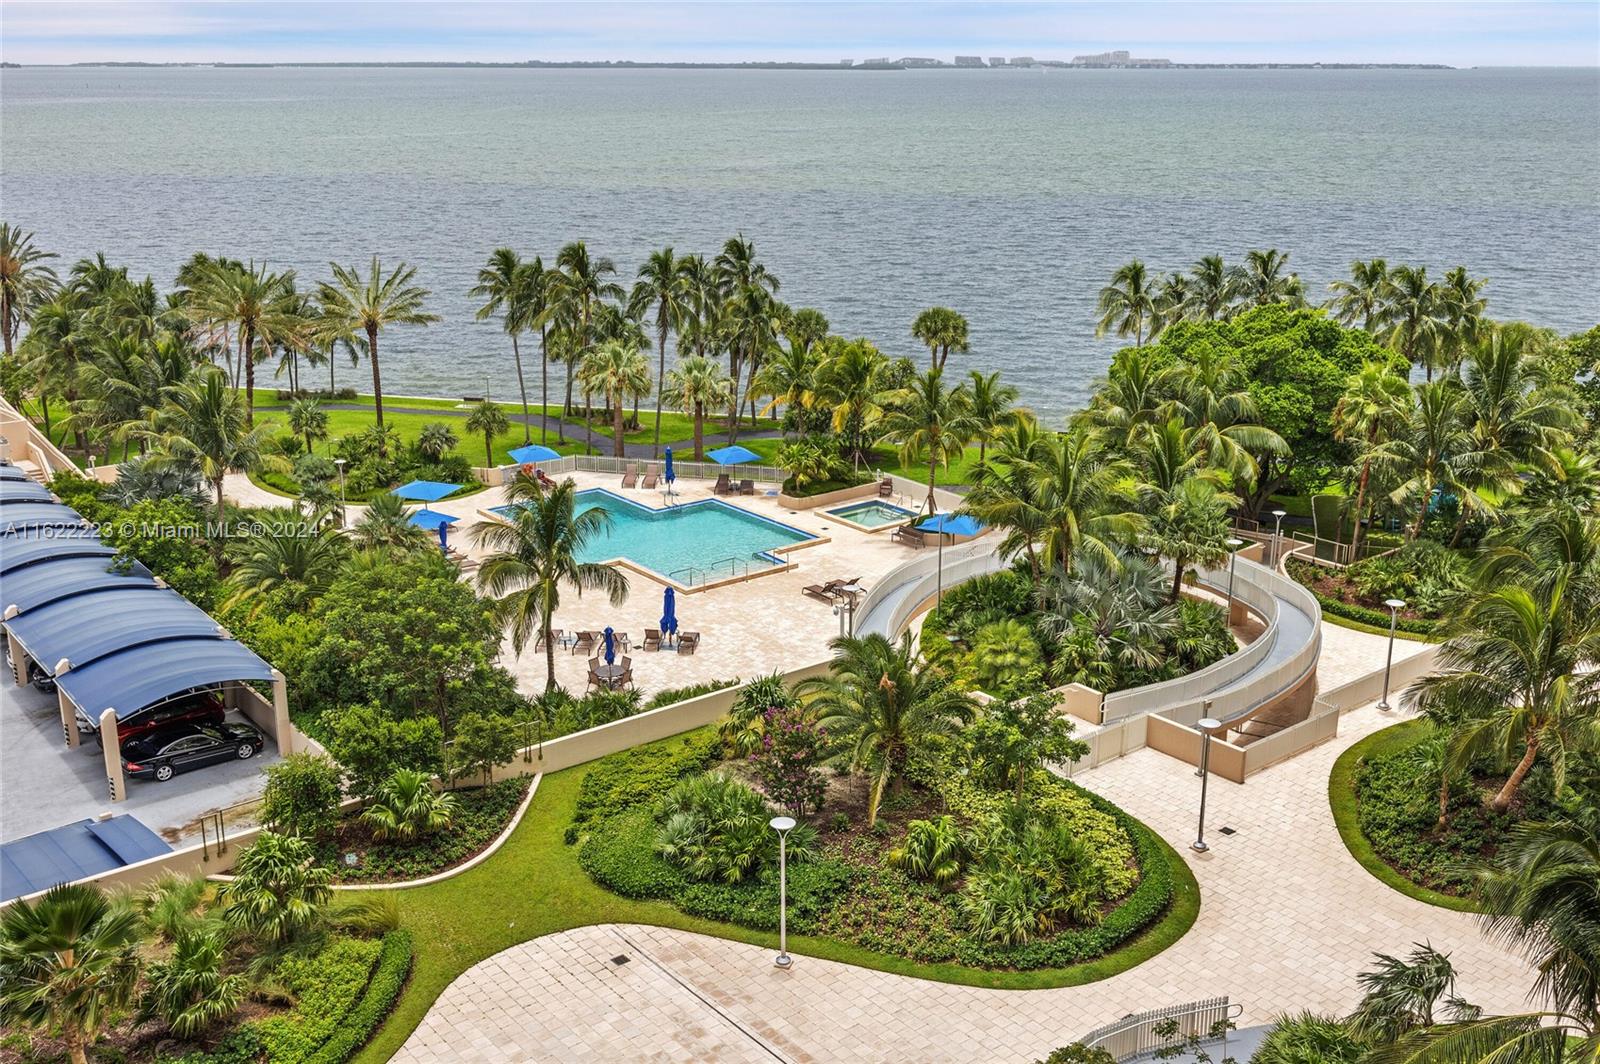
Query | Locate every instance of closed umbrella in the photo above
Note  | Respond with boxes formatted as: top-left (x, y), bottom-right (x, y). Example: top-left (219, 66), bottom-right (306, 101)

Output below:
top-left (437, 520), bottom-right (450, 552)
top-left (660, 587), bottom-right (678, 643)
top-left (602, 626), bottom-right (616, 665)
top-left (663, 446), bottom-right (675, 486)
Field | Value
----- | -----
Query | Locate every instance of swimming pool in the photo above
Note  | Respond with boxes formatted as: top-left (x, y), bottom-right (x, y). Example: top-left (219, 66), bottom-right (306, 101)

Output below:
top-left (490, 489), bottom-right (817, 586)
top-left (824, 499), bottom-right (917, 531)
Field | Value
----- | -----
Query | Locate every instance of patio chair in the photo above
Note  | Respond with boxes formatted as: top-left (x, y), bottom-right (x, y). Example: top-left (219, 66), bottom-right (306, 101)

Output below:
top-left (677, 631), bottom-right (700, 655)
top-left (712, 473), bottom-right (733, 495)
top-left (619, 663), bottom-right (635, 690)
top-left (586, 660), bottom-right (604, 691)
top-left (642, 469), bottom-right (659, 489)
top-left (535, 628), bottom-right (564, 652)
top-left (643, 628), bottom-right (661, 651)
top-left (571, 630), bottom-right (596, 655)
top-left (803, 583), bottom-right (835, 602)
top-left (621, 463), bottom-right (638, 489)
top-left (878, 477), bottom-right (894, 498)
top-left (892, 524), bottom-right (926, 548)
top-left (739, 479), bottom-right (755, 495)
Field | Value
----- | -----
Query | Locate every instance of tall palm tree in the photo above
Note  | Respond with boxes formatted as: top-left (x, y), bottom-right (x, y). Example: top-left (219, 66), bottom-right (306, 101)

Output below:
top-left (1084, 345), bottom-right (1168, 446)
top-left (316, 256), bottom-right (439, 436)
top-left (183, 260), bottom-right (299, 423)
top-left (1159, 343), bottom-right (1289, 483)
top-left (811, 337), bottom-right (889, 469)
top-left (966, 370), bottom-right (1020, 467)
top-left (470, 474), bottom-right (628, 692)
top-left (1327, 258), bottom-right (1390, 332)
top-left (718, 282), bottom-right (782, 442)
top-left (1026, 428), bottom-right (1140, 572)
top-left (879, 366), bottom-right (975, 514)
top-left (628, 247), bottom-right (690, 458)
top-left (749, 337), bottom-right (819, 434)
top-left (1151, 271), bottom-right (1192, 337)
top-left (352, 491), bottom-right (431, 551)
top-left (1096, 259), bottom-right (1156, 347)
top-left (1239, 248), bottom-right (1304, 307)
top-left (798, 632), bottom-right (975, 826)
top-left (1435, 267), bottom-right (1489, 376)
top-left (1333, 362), bottom-right (1413, 558)
top-left (1378, 379), bottom-right (1472, 539)
top-left (550, 241), bottom-right (624, 422)
top-left (0, 883), bottom-right (143, 1064)
top-left (465, 398), bottom-right (510, 466)
top-left (674, 253), bottom-right (720, 358)
top-left (1380, 264), bottom-right (1445, 380)
top-left (0, 223), bottom-right (60, 358)
top-left (963, 418), bottom-right (1050, 578)
top-left (470, 248), bottom-right (538, 444)
top-left (910, 306), bottom-right (969, 369)
top-left (1188, 254), bottom-right (1240, 321)
top-left (577, 340), bottom-right (651, 458)
top-left (661, 354), bottom-right (732, 460)
top-left (713, 234), bottom-right (780, 298)
top-left (1147, 477), bottom-right (1237, 602)
top-left (142, 367), bottom-right (279, 532)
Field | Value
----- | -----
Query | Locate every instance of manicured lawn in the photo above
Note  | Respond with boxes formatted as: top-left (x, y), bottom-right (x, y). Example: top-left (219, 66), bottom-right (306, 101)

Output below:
top-left (353, 734), bottom-right (1201, 1063)
top-left (1327, 719), bottom-right (1482, 914)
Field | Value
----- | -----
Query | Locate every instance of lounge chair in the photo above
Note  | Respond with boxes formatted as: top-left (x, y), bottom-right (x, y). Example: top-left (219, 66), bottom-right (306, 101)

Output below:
top-left (803, 583), bottom-right (835, 602)
top-left (878, 477), bottom-right (894, 498)
top-left (571, 630), bottom-right (596, 655)
top-left (712, 473), bottom-right (733, 495)
top-left (643, 628), bottom-right (661, 651)
top-left (621, 463), bottom-right (638, 489)
top-left (892, 525), bottom-right (926, 548)
top-left (739, 478), bottom-right (755, 495)
top-left (535, 628), bottom-right (564, 652)
top-left (677, 631), bottom-right (700, 655)
top-left (642, 469), bottom-right (659, 489)
top-left (536, 469), bottom-right (558, 489)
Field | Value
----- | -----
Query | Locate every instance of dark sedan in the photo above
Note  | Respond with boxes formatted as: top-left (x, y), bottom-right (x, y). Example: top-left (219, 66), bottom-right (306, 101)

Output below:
top-left (121, 721), bottom-right (265, 783)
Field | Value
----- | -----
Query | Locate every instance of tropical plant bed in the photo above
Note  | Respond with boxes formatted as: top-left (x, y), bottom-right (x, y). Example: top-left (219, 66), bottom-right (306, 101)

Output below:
top-left (1287, 558), bottom-right (1441, 637)
top-left (316, 778), bottom-right (529, 884)
top-left (1332, 720), bottom-right (1561, 907)
top-left (570, 737), bottom-right (1180, 972)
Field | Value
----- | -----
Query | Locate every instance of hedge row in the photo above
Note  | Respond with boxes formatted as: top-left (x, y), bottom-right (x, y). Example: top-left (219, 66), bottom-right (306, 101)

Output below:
top-left (566, 732), bottom-right (721, 842)
top-left (1301, 585), bottom-right (1440, 636)
top-left (307, 929), bottom-right (415, 1064)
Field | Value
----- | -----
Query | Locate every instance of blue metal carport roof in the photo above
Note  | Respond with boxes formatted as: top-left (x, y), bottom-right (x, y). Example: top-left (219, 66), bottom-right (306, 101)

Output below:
top-left (55, 636), bottom-right (275, 721)
top-left (0, 465), bottom-right (32, 482)
top-left (6, 588), bottom-right (228, 675)
top-left (0, 555), bottom-right (156, 615)
top-left (0, 533), bottom-right (117, 574)
top-left (1, 816), bottom-right (172, 902)
top-left (0, 502), bottom-right (89, 531)
top-left (0, 482), bottom-right (56, 504)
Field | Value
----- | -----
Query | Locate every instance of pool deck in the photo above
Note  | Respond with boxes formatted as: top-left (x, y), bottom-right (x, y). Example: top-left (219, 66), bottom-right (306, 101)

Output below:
top-left (427, 471), bottom-right (935, 698)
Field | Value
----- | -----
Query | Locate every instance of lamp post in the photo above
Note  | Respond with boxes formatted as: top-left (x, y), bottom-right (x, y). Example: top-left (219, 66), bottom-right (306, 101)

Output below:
top-left (831, 601), bottom-right (846, 639)
top-left (770, 815), bottom-right (796, 969)
top-left (1192, 716), bottom-right (1222, 853)
top-left (1270, 509), bottom-right (1287, 567)
top-left (334, 458), bottom-right (347, 527)
top-left (1224, 537), bottom-right (1245, 610)
top-left (935, 523), bottom-right (946, 606)
top-left (840, 583), bottom-right (863, 637)
top-left (1378, 598), bottom-right (1406, 710)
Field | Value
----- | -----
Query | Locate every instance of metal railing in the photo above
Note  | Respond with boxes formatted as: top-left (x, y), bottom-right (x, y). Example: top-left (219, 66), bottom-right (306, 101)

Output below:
top-left (668, 554), bottom-right (754, 586)
top-left (1080, 997), bottom-right (1239, 1061)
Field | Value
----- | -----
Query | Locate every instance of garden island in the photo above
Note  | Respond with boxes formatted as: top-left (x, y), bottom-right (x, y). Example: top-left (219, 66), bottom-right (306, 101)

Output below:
top-left (1, 226), bottom-right (1597, 1064)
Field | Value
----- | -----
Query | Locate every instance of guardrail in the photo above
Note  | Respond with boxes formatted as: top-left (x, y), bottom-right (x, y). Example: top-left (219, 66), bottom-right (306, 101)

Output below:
top-left (853, 539), bottom-right (1005, 640)
top-left (1080, 996), bottom-right (1238, 1060)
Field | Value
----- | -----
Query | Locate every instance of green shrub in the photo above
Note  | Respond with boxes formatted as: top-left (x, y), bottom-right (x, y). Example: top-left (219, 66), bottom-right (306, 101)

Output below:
top-left (568, 732), bottom-right (721, 837)
top-left (319, 778), bottom-right (525, 883)
top-left (158, 1027), bottom-right (264, 1064)
top-left (262, 754), bottom-right (344, 839)
top-left (654, 773), bottom-right (816, 883)
top-left (1287, 558), bottom-right (1441, 636)
top-left (644, 678), bottom-right (739, 710)
top-left (253, 935), bottom-right (381, 1063)
top-left (303, 930), bottom-right (414, 1064)
top-left (1035, 1044), bottom-right (1116, 1064)
top-left (1251, 1012), bottom-right (1365, 1064)
top-left (1347, 540), bottom-right (1467, 614)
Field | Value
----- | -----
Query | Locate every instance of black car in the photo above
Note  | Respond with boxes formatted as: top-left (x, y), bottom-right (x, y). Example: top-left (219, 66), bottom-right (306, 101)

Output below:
top-left (121, 721), bottom-right (265, 782)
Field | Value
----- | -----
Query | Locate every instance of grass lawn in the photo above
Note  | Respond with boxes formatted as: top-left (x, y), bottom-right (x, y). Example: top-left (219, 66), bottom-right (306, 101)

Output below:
top-left (353, 733), bottom-right (1201, 1063)
top-left (1327, 719), bottom-right (1482, 914)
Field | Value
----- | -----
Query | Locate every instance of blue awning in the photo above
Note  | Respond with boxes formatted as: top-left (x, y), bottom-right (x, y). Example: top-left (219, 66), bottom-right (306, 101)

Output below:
top-left (706, 445), bottom-right (762, 465)
top-left (2, 816), bottom-right (172, 902)
top-left (0, 533), bottom-right (118, 574)
top-left (508, 444), bottom-right (561, 465)
top-left (391, 480), bottom-right (462, 501)
top-left (0, 502), bottom-right (89, 532)
top-left (5, 588), bottom-right (228, 675)
top-left (0, 556), bottom-right (156, 615)
top-left (0, 482), bottom-right (55, 504)
top-left (917, 512), bottom-right (985, 537)
top-left (55, 637), bottom-right (275, 721)
top-left (0, 465), bottom-right (32, 482)
top-left (406, 507), bottom-right (459, 529)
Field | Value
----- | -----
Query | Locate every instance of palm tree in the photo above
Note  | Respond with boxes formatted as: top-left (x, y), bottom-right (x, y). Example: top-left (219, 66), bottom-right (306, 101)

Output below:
top-left (749, 338), bottom-right (819, 434)
top-left (879, 366), bottom-right (975, 514)
top-left (1327, 258), bottom-right (1390, 332)
top-left (1239, 248), bottom-right (1304, 307)
top-left (352, 491), bottom-right (432, 551)
top-left (1096, 259), bottom-right (1156, 347)
top-left (1347, 943), bottom-right (1479, 1043)
top-left (183, 259), bottom-right (300, 422)
top-left (713, 234), bottom-right (780, 298)
top-left (1435, 267), bottom-right (1489, 376)
top-left (1381, 264), bottom-right (1445, 380)
top-left (1188, 254), bottom-right (1240, 321)
top-left (966, 370), bottom-right (1020, 467)
top-left (1406, 574), bottom-right (1600, 811)
top-left (719, 282), bottom-right (782, 441)
top-left (465, 398), bottom-right (510, 467)
top-left (577, 340), bottom-right (652, 458)
top-left (141, 928), bottom-right (247, 1039)
top-left (0, 883), bottom-right (142, 1064)
top-left (1083, 346), bottom-right (1168, 446)
top-left (1333, 362), bottom-right (1413, 558)
top-left (1378, 379), bottom-right (1471, 539)
top-left (628, 247), bottom-right (691, 458)
top-left (287, 395), bottom-right (329, 455)
top-left (911, 306), bottom-right (970, 369)
top-left (798, 632), bottom-right (975, 826)
top-left (219, 831), bottom-right (331, 946)
top-left (17, 297), bottom-right (96, 449)
top-left (1158, 343), bottom-right (1289, 483)
top-left (470, 474), bottom-right (628, 692)
top-left (316, 256), bottom-right (439, 436)
top-left (415, 421), bottom-right (457, 461)
top-left (0, 222), bottom-right (60, 358)
top-left (1147, 477), bottom-right (1238, 602)
top-left (1152, 271), bottom-right (1192, 337)
top-left (361, 768), bottom-right (459, 840)
top-left (1025, 428), bottom-right (1140, 572)
top-left (662, 354), bottom-right (732, 460)
top-left (142, 368), bottom-right (279, 533)
top-left (811, 337), bottom-right (889, 469)
top-left (550, 241), bottom-right (625, 421)
top-left (470, 248), bottom-right (539, 443)
top-left (963, 418), bottom-right (1050, 577)
top-left (224, 517), bottom-right (349, 614)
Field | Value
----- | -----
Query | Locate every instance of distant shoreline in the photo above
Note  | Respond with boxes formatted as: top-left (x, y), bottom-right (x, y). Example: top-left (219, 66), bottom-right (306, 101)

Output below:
top-left (2, 60), bottom-right (1459, 71)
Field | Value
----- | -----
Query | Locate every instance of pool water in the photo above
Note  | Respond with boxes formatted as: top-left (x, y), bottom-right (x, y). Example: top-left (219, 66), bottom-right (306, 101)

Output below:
top-left (491, 489), bottom-right (813, 583)
top-left (827, 500), bottom-right (917, 528)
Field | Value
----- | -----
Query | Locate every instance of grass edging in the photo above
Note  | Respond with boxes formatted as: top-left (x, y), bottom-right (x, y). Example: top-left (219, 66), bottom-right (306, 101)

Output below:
top-left (1319, 610), bottom-right (1438, 643)
top-left (1327, 719), bottom-right (1482, 913)
top-left (309, 929), bottom-right (416, 1064)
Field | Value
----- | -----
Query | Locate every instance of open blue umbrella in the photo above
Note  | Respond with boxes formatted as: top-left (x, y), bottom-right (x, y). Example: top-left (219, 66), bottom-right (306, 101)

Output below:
top-left (706, 444), bottom-right (762, 465)
top-left (663, 446), bottom-right (675, 485)
top-left (660, 587), bottom-right (678, 640)
top-left (391, 480), bottom-right (462, 502)
top-left (508, 443), bottom-right (561, 465)
top-left (917, 512), bottom-right (985, 538)
top-left (602, 626), bottom-right (616, 665)
top-left (405, 507), bottom-right (459, 529)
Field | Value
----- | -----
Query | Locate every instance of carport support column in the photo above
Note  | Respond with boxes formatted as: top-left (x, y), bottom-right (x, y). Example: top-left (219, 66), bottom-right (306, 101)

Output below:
top-left (6, 629), bottom-right (25, 687)
top-left (270, 669), bottom-right (293, 756)
top-left (56, 666), bottom-right (81, 748)
top-left (99, 707), bottom-right (126, 803)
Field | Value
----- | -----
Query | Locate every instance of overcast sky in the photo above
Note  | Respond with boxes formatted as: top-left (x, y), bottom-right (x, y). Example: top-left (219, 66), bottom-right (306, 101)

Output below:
top-left (4, 2), bottom-right (1597, 67)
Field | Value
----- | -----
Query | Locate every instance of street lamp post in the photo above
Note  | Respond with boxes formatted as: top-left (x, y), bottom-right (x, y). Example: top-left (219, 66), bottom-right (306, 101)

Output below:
top-left (840, 583), bottom-right (863, 637)
top-left (334, 458), bottom-right (348, 527)
top-left (1378, 598), bottom-right (1406, 711)
top-left (1224, 537), bottom-right (1245, 611)
top-left (1270, 509), bottom-right (1287, 567)
top-left (770, 815), bottom-right (796, 969)
top-left (1192, 716), bottom-right (1222, 853)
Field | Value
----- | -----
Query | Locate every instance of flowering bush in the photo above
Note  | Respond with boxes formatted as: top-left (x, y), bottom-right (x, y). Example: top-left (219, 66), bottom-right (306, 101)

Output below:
top-left (748, 706), bottom-right (828, 818)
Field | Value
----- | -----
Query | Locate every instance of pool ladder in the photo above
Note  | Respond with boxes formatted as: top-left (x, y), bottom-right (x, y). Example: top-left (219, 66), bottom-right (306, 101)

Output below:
top-left (669, 554), bottom-right (753, 586)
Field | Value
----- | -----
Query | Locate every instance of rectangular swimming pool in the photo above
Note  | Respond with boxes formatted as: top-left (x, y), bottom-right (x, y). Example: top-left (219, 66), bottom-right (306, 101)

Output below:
top-left (825, 499), bottom-right (917, 530)
top-left (490, 489), bottom-right (816, 585)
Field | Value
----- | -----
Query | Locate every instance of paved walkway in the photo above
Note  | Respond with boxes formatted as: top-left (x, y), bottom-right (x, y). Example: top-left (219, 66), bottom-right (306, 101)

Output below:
top-left (393, 700), bottom-right (1537, 1063)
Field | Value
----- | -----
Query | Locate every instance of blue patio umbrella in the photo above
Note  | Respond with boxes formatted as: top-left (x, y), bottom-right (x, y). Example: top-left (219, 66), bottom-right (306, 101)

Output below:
top-left (508, 443), bottom-right (561, 465)
top-left (405, 507), bottom-right (460, 530)
top-left (917, 512), bottom-right (985, 538)
top-left (391, 480), bottom-right (462, 502)
top-left (705, 444), bottom-right (762, 466)
top-left (660, 587), bottom-right (678, 639)
top-left (663, 446), bottom-right (675, 485)
top-left (602, 626), bottom-right (616, 665)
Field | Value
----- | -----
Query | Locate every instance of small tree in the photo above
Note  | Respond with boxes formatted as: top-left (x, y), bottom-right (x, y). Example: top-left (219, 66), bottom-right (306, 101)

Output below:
top-left (962, 692), bottom-right (1089, 804)
top-left (464, 399), bottom-right (509, 467)
top-left (261, 752), bottom-right (343, 839)
top-left (449, 712), bottom-right (519, 786)
top-left (140, 928), bottom-right (247, 1039)
top-left (220, 832), bottom-right (331, 947)
top-left (748, 706), bottom-right (827, 818)
top-left (415, 420), bottom-right (458, 461)
top-left (361, 769), bottom-right (458, 842)
top-left (323, 703), bottom-right (444, 800)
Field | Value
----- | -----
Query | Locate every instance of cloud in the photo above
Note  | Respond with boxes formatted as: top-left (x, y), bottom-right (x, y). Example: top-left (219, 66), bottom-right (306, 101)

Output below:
top-left (3, 2), bottom-right (1596, 66)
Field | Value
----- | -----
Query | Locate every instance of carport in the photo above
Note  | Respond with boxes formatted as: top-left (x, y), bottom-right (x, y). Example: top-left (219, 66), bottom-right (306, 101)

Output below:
top-left (0, 501), bottom-right (90, 532)
top-left (0, 481), bottom-right (56, 503)
top-left (1, 814), bottom-right (172, 902)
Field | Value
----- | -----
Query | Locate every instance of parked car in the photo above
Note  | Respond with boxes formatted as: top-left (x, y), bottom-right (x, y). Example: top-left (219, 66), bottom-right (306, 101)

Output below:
top-left (27, 661), bottom-right (55, 693)
top-left (121, 720), bottom-right (265, 783)
top-left (78, 689), bottom-right (226, 747)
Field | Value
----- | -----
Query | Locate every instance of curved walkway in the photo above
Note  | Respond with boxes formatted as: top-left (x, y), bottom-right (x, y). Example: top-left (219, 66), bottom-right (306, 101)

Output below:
top-left (392, 701), bottom-right (1537, 1063)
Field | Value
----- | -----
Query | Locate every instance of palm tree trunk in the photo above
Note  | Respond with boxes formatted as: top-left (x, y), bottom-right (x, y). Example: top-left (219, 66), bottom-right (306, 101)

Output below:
top-left (1491, 738), bottom-right (1539, 812)
top-left (540, 325), bottom-right (551, 444)
top-left (367, 326), bottom-right (385, 436)
top-left (329, 348), bottom-right (336, 394)
top-left (512, 334), bottom-right (531, 445)
top-left (1171, 555), bottom-right (1186, 603)
top-left (484, 431), bottom-right (493, 467)
top-left (1437, 771), bottom-right (1451, 828)
top-left (727, 348), bottom-right (743, 446)
top-left (693, 404), bottom-right (704, 460)
top-left (654, 323), bottom-right (667, 459)
top-left (1411, 482), bottom-right (1431, 540)
top-left (1, 295), bottom-right (12, 358)
top-left (66, 1030), bottom-right (88, 1064)
top-left (544, 616), bottom-right (557, 693)
top-left (243, 325), bottom-right (256, 425)
top-left (583, 389), bottom-right (592, 454)
top-left (612, 389), bottom-right (626, 458)
top-left (562, 367), bottom-right (576, 446)
top-left (1350, 456), bottom-right (1372, 560)
top-left (926, 454), bottom-right (937, 516)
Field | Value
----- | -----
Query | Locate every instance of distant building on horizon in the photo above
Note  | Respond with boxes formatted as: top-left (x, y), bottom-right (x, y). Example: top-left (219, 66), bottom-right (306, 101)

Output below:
top-left (1071, 49), bottom-right (1172, 68)
top-left (988, 56), bottom-right (1007, 67)
top-left (861, 57), bottom-right (890, 66)
top-left (954, 55), bottom-right (984, 67)
top-left (1009, 56), bottom-right (1037, 67)
top-left (897, 57), bottom-right (943, 68)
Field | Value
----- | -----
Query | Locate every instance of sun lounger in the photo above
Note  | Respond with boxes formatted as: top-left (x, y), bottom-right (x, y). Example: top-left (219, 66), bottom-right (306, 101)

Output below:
top-left (739, 479), bottom-right (755, 495)
top-left (677, 631), bottom-right (700, 655)
top-left (713, 473), bottom-right (733, 495)
top-left (642, 469), bottom-right (659, 489)
top-left (643, 628), bottom-right (661, 651)
top-left (803, 584), bottom-right (835, 602)
top-left (621, 463), bottom-right (638, 489)
top-left (571, 630), bottom-right (596, 655)
top-left (535, 628), bottom-right (564, 652)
